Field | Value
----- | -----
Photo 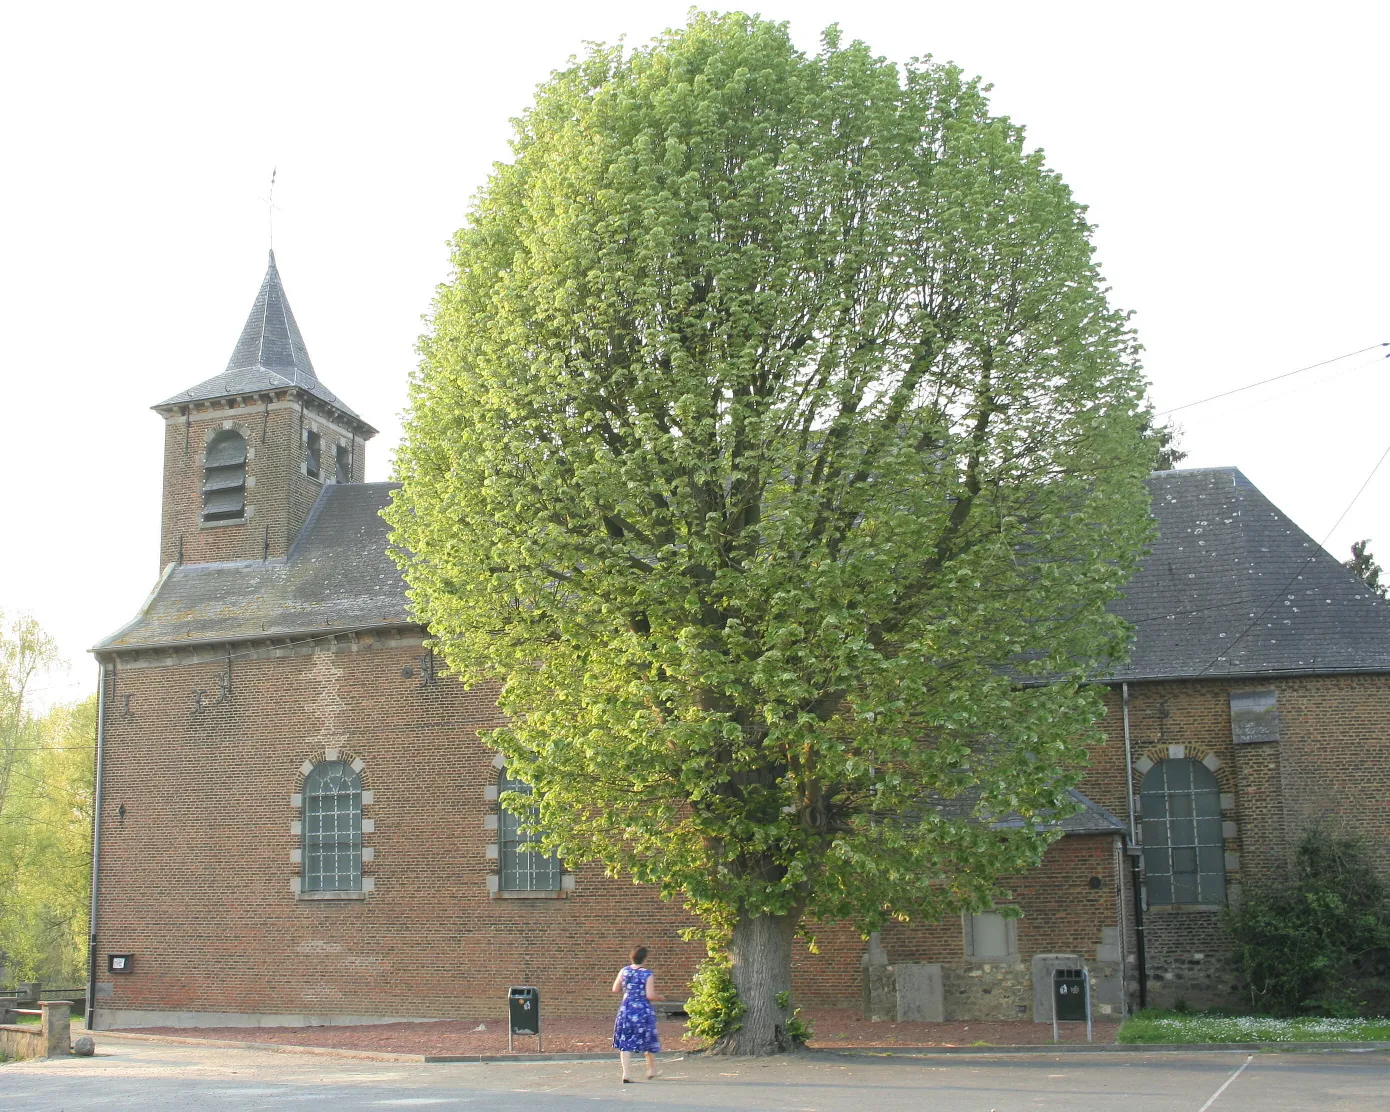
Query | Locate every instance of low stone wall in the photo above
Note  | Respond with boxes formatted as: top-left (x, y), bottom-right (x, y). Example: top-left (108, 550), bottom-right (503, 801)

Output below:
top-left (0, 1001), bottom-right (71, 1060)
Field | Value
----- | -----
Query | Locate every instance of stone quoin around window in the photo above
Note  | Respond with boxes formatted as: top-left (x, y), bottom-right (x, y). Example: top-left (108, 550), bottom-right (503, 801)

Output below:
top-left (290, 748), bottom-right (375, 901)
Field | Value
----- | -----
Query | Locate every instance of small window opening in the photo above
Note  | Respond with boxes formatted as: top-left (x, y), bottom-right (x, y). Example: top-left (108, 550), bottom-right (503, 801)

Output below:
top-left (303, 761), bottom-right (362, 892)
top-left (499, 769), bottom-right (563, 892)
top-left (335, 443), bottom-right (350, 484)
top-left (306, 430), bottom-right (322, 479)
top-left (202, 429), bottom-right (246, 522)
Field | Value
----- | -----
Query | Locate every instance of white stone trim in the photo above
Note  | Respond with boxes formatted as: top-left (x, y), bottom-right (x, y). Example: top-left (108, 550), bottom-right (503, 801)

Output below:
top-left (487, 875), bottom-right (500, 894)
top-left (361, 790), bottom-right (374, 805)
top-left (290, 821), bottom-right (302, 835)
top-left (491, 753), bottom-right (507, 770)
top-left (484, 785), bottom-right (499, 802)
top-left (290, 793), bottom-right (302, 809)
top-left (561, 875), bottom-right (575, 891)
top-left (362, 847), bottom-right (375, 862)
top-left (290, 849), bottom-right (301, 864)
top-left (485, 843), bottom-right (499, 860)
top-left (1167, 744), bottom-right (1186, 760)
top-left (361, 818), bottom-right (376, 834)
top-left (483, 814), bottom-right (499, 831)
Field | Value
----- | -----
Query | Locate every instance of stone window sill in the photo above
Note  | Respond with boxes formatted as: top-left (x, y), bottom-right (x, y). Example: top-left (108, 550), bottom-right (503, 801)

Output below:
top-left (200, 517), bottom-right (246, 530)
top-left (1148, 903), bottom-right (1224, 913)
top-left (297, 890), bottom-right (367, 901)
top-left (492, 890), bottom-right (567, 900)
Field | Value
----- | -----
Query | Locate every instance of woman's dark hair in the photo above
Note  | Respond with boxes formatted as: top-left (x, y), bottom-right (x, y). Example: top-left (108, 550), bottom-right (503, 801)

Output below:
top-left (631, 945), bottom-right (649, 965)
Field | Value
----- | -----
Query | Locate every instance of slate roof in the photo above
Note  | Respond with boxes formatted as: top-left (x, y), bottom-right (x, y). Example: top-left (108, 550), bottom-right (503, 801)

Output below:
top-left (98, 467), bottom-right (1390, 684)
top-left (935, 788), bottom-right (1126, 837)
top-left (1108, 467), bottom-right (1390, 681)
top-left (95, 483), bottom-right (408, 652)
top-left (156, 251), bottom-right (373, 430)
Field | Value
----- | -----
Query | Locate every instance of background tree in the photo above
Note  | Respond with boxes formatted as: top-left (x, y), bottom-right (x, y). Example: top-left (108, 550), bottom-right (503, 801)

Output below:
top-left (0, 615), bottom-right (92, 986)
top-left (390, 12), bottom-right (1154, 1054)
top-left (1345, 539), bottom-right (1387, 598)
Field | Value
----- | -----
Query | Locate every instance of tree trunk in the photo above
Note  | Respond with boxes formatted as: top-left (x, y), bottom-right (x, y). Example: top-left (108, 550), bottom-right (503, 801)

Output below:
top-left (711, 907), bottom-right (801, 1056)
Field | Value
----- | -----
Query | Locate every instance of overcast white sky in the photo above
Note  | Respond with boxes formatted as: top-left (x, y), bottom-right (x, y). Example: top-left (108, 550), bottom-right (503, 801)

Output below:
top-left (2, 1), bottom-right (1387, 706)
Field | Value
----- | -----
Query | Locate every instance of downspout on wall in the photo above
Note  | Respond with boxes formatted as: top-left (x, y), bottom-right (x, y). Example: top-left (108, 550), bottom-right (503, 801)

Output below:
top-left (86, 660), bottom-right (109, 1028)
top-left (1122, 681), bottom-right (1147, 1009)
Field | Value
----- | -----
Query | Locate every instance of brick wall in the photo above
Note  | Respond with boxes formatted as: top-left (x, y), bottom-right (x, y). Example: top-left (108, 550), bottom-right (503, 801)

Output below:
top-left (157, 394), bottom-right (369, 570)
top-left (94, 637), bottom-right (708, 1025)
top-left (93, 625), bottom-right (1390, 1025)
top-left (1087, 674), bottom-right (1390, 1010)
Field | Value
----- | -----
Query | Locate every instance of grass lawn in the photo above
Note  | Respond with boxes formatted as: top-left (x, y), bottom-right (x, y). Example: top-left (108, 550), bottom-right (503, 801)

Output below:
top-left (1117, 1009), bottom-right (1390, 1044)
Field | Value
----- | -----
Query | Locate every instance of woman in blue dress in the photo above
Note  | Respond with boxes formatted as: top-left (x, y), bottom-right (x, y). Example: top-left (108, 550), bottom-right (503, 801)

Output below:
top-left (612, 945), bottom-right (663, 1082)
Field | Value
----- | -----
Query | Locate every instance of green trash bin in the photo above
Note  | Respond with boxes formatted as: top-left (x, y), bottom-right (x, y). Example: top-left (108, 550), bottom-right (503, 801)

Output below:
top-left (508, 985), bottom-right (540, 1051)
top-left (1052, 969), bottom-right (1087, 1022)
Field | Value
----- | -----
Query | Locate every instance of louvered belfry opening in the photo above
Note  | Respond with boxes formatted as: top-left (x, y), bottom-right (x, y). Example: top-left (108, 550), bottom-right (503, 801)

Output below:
top-left (202, 429), bottom-right (247, 522)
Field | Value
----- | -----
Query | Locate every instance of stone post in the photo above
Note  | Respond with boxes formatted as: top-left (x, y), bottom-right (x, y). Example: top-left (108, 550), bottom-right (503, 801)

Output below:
top-left (40, 1000), bottom-right (71, 1057)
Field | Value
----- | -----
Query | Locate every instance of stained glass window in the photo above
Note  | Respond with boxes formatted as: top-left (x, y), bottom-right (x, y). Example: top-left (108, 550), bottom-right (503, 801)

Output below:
top-left (303, 761), bottom-right (362, 892)
top-left (1140, 758), bottom-right (1225, 906)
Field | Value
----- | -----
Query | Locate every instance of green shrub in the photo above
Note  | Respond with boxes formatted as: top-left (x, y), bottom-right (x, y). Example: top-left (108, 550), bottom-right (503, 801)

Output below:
top-left (776, 990), bottom-right (813, 1045)
top-left (1224, 827), bottom-right (1390, 1016)
top-left (685, 954), bottom-right (746, 1044)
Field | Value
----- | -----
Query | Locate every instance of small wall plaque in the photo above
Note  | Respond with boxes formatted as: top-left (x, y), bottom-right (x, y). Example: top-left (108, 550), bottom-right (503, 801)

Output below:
top-left (107, 953), bottom-right (134, 974)
top-left (1230, 689), bottom-right (1280, 744)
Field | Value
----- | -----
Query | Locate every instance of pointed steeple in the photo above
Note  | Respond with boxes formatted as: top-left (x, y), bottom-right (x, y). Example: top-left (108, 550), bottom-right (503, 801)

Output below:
top-left (224, 249), bottom-right (317, 385)
top-left (158, 252), bottom-right (370, 428)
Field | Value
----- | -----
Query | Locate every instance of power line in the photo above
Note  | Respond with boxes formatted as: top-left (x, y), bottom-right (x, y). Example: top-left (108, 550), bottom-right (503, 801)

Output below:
top-left (1197, 437), bottom-right (1390, 677)
top-left (1156, 343), bottom-right (1387, 417)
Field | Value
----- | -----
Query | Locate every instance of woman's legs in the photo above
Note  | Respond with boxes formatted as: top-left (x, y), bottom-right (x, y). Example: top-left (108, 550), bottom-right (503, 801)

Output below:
top-left (619, 1050), bottom-right (632, 1081)
top-left (645, 1051), bottom-right (659, 1078)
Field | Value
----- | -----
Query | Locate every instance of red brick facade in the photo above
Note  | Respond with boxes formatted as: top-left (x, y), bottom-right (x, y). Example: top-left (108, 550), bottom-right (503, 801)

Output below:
top-left (156, 397), bottom-right (369, 570)
top-left (92, 290), bottom-right (1390, 1027)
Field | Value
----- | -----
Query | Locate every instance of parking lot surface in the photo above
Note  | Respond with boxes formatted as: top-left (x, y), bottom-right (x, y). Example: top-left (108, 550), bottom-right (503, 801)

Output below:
top-left (3, 1037), bottom-right (1387, 1110)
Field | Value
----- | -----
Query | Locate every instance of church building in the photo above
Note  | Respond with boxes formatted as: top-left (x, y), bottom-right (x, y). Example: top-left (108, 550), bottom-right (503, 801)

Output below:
top-left (88, 254), bottom-right (1390, 1030)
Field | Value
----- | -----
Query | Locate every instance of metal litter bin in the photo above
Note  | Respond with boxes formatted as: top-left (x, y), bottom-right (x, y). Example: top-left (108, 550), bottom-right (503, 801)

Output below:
top-left (508, 985), bottom-right (540, 1052)
top-left (1050, 967), bottom-right (1092, 1043)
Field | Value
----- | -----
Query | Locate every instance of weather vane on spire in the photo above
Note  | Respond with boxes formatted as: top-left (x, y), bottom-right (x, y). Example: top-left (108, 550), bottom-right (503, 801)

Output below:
top-left (259, 167), bottom-right (281, 251)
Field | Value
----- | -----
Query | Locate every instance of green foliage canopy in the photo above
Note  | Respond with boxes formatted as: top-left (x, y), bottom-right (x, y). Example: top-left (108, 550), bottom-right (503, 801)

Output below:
top-left (389, 13), bottom-right (1154, 939)
top-left (0, 614), bottom-right (93, 985)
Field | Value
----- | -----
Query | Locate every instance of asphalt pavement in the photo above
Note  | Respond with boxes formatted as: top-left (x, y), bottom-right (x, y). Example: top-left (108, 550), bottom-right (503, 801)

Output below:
top-left (3, 1036), bottom-right (1388, 1110)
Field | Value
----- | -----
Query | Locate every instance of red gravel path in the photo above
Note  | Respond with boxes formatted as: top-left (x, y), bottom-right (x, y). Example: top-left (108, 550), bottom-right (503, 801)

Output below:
top-left (120, 1008), bottom-right (1118, 1055)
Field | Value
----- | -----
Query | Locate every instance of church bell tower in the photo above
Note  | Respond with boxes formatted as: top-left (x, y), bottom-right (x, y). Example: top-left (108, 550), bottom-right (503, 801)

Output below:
top-left (152, 252), bottom-right (377, 569)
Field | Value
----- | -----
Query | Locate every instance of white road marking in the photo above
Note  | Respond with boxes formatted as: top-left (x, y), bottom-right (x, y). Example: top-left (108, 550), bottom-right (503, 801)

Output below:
top-left (1197, 1055), bottom-right (1255, 1112)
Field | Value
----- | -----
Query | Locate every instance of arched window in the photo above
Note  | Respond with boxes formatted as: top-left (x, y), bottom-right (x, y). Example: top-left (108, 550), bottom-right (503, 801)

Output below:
top-left (1140, 758), bottom-right (1225, 906)
top-left (203, 429), bottom-right (247, 522)
top-left (499, 770), bottom-right (563, 892)
top-left (303, 761), bottom-right (362, 892)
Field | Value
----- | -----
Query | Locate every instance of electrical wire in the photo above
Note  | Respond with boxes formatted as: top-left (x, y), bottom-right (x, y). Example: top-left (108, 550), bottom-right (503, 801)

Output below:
top-left (1156, 343), bottom-right (1387, 417)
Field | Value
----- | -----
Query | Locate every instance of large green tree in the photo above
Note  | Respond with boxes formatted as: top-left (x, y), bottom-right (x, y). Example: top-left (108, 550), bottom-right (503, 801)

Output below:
top-left (390, 12), bottom-right (1153, 1054)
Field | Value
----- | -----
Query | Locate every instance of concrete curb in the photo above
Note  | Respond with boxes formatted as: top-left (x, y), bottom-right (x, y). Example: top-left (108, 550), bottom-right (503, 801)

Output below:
top-left (89, 1030), bottom-right (1390, 1064)
top-left (821, 1041), bottom-right (1390, 1057)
